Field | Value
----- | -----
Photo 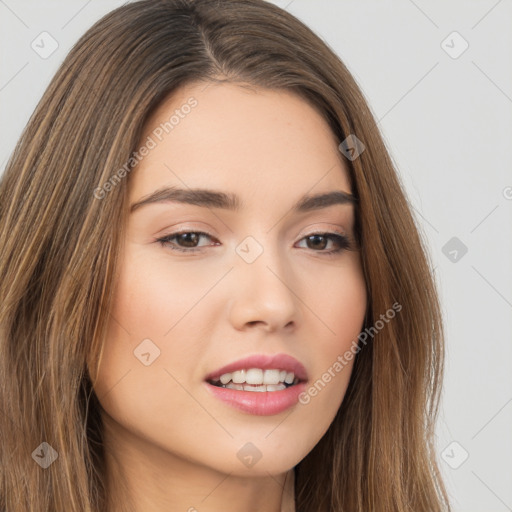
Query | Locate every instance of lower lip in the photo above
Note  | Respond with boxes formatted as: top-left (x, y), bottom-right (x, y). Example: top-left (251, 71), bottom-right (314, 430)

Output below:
top-left (205, 381), bottom-right (307, 416)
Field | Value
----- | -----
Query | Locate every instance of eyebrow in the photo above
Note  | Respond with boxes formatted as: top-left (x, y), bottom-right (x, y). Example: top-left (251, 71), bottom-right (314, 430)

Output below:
top-left (129, 186), bottom-right (357, 214)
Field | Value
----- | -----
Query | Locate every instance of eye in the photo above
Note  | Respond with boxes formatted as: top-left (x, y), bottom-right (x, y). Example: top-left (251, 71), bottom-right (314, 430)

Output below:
top-left (295, 232), bottom-right (351, 256)
top-left (155, 230), bottom-right (352, 256)
top-left (156, 231), bottom-right (218, 253)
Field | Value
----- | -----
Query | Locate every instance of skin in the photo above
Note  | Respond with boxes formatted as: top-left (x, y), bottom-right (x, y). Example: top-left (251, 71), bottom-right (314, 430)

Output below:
top-left (92, 81), bottom-right (367, 512)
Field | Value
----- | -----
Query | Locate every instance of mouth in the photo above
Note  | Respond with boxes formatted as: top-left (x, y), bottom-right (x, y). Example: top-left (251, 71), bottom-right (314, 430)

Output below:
top-left (207, 368), bottom-right (301, 392)
top-left (204, 353), bottom-right (308, 392)
top-left (204, 353), bottom-right (308, 416)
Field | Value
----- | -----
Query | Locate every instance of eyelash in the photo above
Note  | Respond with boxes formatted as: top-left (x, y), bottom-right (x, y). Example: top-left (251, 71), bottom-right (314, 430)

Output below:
top-left (155, 229), bottom-right (352, 257)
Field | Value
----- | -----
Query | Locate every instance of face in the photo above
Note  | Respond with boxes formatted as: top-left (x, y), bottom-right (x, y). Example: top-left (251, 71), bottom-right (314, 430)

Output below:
top-left (92, 82), bottom-right (367, 478)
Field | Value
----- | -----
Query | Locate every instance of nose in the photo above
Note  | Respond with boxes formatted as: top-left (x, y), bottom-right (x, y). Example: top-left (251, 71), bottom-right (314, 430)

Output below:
top-left (227, 240), bottom-right (300, 333)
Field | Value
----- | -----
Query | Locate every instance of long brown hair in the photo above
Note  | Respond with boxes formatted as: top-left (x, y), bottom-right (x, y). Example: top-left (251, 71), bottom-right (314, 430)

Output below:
top-left (0, 1), bottom-right (451, 510)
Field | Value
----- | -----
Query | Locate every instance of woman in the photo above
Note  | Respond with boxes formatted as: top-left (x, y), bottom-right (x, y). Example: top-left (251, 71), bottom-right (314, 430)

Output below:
top-left (0, 0), bottom-right (451, 510)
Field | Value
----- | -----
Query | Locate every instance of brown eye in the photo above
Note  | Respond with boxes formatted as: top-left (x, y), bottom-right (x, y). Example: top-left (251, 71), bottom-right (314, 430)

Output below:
top-left (305, 234), bottom-right (328, 250)
top-left (156, 231), bottom-right (217, 253)
top-left (296, 233), bottom-right (351, 255)
top-left (175, 232), bottom-right (201, 248)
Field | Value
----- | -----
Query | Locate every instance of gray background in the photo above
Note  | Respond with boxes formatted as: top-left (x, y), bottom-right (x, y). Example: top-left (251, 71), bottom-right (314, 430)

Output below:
top-left (1, 1), bottom-right (511, 510)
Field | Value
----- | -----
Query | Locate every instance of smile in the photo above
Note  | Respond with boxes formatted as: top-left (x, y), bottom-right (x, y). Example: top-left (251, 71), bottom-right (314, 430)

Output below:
top-left (208, 368), bottom-right (299, 392)
top-left (204, 353), bottom-right (308, 415)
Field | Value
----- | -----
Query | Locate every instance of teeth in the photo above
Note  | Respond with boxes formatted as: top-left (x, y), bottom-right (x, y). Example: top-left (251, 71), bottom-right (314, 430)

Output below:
top-left (284, 372), bottom-right (295, 384)
top-left (232, 370), bottom-right (245, 384)
top-left (266, 384), bottom-right (286, 391)
top-left (244, 384), bottom-right (266, 392)
top-left (214, 368), bottom-right (297, 387)
top-left (220, 373), bottom-right (232, 385)
top-left (263, 369), bottom-right (280, 385)
top-left (246, 368), bottom-right (263, 384)
top-left (224, 382), bottom-right (287, 392)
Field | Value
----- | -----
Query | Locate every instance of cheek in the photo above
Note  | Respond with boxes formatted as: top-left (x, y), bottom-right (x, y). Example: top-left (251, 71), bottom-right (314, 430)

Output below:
top-left (92, 247), bottom-right (224, 417)
top-left (308, 252), bottom-right (367, 350)
top-left (299, 256), bottom-right (367, 422)
top-left (109, 245), bottom-right (220, 341)
top-left (328, 269), bottom-right (367, 345)
top-left (91, 251), bottom-right (187, 406)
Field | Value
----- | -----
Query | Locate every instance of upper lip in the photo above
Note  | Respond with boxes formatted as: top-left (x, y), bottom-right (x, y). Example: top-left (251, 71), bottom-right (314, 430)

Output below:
top-left (205, 353), bottom-right (308, 382)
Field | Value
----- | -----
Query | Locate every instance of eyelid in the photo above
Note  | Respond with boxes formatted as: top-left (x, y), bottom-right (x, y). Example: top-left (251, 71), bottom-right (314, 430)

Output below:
top-left (296, 223), bottom-right (348, 238)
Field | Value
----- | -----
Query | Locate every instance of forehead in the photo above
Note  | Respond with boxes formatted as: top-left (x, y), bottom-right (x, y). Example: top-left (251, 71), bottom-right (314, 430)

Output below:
top-left (129, 82), bottom-right (352, 206)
